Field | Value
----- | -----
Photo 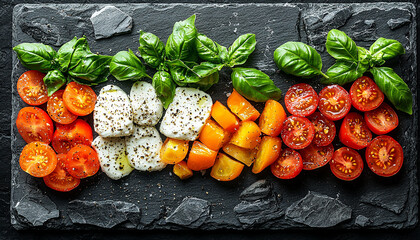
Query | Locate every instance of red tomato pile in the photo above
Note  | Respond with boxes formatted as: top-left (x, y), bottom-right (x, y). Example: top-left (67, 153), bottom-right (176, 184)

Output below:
top-left (16, 70), bottom-right (99, 192)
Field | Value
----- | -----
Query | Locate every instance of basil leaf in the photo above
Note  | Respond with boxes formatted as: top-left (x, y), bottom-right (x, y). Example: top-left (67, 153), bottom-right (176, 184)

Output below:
top-left (357, 46), bottom-right (371, 68)
top-left (166, 15), bottom-right (198, 61)
top-left (167, 60), bottom-right (200, 86)
top-left (68, 54), bottom-right (112, 85)
top-left (273, 42), bottom-right (323, 78)
top-left (231, 68), bottom-right (281, 102)
top-left (322, 60), bottom-right (364, 85)
top-left (110, 49), bottom-right (149, 81)
top-left (43, 70), bottom-right (67, 96)
top-left (138, 31), bottom-right (165, 69)
top-left (68, 37), bottom-right (91, 70)
top-left (167, 60), bottom-right (223, 89)
top-left (370, 67), bottom-right (412, 115)
top-left (370, 38), bottom-right (405, 63)
top-left (13, 43), bottom-right (57, 72)
top-left (57, 37), bottom-right (77, 72)
top-left (326, 29), bottom-right (358, 62)
top-left (190, 71), bottom-right (219, 91)
top-left (152, 71), bottom-right (176, 109)
top-left (227, 33), bottom-right (256, 67)
top-left (217, 43), bottom-right (229, 64)
top-left (192, 62), bottom-right (224, 78)
top-left (195, 33), bottom-right (226, 64)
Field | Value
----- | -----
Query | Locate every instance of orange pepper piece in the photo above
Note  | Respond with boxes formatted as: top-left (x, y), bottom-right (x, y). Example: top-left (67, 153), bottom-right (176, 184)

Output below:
top-left (173, 161), bottom-right (193, 180)
top-left (252, 136), bottom-right (282, 174)
top-left (229, 121), bottom-right (261, 149)
top-left (211, 101), bottom-right (240, 133)
top-left (227, 89), bottom-right (260, 121)
top-left (160, 138), bottom-right (189, 164)
top-left (187, 141), bottom-right (218, 171)
top-left (222, 144), bottom-right (258, 167)
top-left (259, 100), bottom-right (287, 137)
top-left (210, 153), bottom-right (244, 181)
top-left (199, 119), bottom-right (231, 151)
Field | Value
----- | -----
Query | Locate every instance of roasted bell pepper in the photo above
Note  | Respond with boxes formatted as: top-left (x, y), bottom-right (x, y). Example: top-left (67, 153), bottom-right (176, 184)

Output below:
top-left (222, 144), bottom-right (258, 167)
top-left (187, 141), bottom-right (218, 171)
top-left (252, 136), bottom-right (282, 174)
top-left (173, 161), bottom-right (193, 180)
top-left (227, 89), bottom-right (260, 121)
top-left (210, 153), bottom-right (244, 181)
top-left (199, 119), bottom-right (231, 151)
top-left (259, 100), bottom-right (287, 137)
top-left (229, 121), bottom-right (261, 149)
top-left (160, 138), bottom-right (189, 164)
top-left (211, 101), bottom-right (240, 133)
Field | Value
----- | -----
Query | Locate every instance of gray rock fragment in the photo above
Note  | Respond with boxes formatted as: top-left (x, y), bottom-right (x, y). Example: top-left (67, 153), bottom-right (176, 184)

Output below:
top-left (166, 197), bottom-right (210, 228)
top-left (234, 197), bottom-right (283, 226)
top-left (350, 20), bottom-right (377, 41)
top-left (355, 215), bottom-right (371, 227)
top-left (90, 6), bottom-right (132, 40)
top-left (360, 190), bottom-right (407, 214)
top-left (239, 180), bottom-right (272, 201)
top-left (67, 200), bottom-right (141, 228)
top-left (387, 18), bottom-right (411, 30)
top-left (285, 191), bottom-right (352, 228)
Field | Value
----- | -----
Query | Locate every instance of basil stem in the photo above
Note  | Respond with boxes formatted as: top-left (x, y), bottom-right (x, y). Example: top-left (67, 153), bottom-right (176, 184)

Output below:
top-left (110, 49), bottom-right (149, 81)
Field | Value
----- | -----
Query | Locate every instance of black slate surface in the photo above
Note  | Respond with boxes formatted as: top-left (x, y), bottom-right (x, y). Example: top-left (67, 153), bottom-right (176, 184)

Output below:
top-left (9, 2), bottom-right (418, 231)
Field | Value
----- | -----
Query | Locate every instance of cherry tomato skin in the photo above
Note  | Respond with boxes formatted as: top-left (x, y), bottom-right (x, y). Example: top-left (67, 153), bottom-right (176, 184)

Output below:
top-left (47, 90), bottom-right (78, 124)
top-left (52, 119), bottom-right (93, 154)
top-left (43, 154), bottom-right (81, 192)
top-left (19, 141), bottom-right (57, 178)
top-left (16, 107), bottom-right (54, 144)
top-left (63, 82), bottom-right (97, 116)
top-left (339, 112), bottom-right (372, 150)
top-left (65, 144), bottom-right (100, 179)
top-left (350, 76), bottom-right (384, 112)
top-left (299, 143), bottom-right (334, 170)
top-left (271, 148), bottom-right (303, 179)
top-left (17, 70), bottom-right (48, 106)
top-left (284, 83), bottom-right (319, 117)
top-left (309, 112), bottom-right (336, 147)
top-left (330, 147), bottom-right (364, 181)
top-left (281, 116), bottom-right (315, 150)
top-left (318, 85), bottom-right (351, 121)
top-left (365, 135), bottom-right (403, 177)
top-left (365, 103), bottom-right (399, 135)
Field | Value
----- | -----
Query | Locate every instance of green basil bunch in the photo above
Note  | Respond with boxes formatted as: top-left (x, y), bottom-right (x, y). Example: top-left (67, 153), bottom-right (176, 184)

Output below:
top-left (273, 29), bottom-right (412, 115)
top-left (13, 36), bottom-right (112, 96)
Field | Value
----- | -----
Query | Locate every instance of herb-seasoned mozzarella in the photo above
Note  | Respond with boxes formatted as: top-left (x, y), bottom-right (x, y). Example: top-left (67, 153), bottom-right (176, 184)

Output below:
top-left (130, 81), bottom-right (163, 126)
top-left (126, 125), bottom-right (166, 171)
top-left (94, 85), bottom-right (134, 137)
top-left (92, 136), bottom-right (134, 180)
top-left (160, 87), bottom-right (213, 141)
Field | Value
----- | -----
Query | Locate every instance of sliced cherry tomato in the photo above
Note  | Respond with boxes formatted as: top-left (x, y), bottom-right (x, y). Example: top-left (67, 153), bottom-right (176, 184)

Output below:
top-left (52, 119), bottom-right (93, 154)
top-left (16, 107), bottom-right (54, 144)
top-left (259, 99), bottom-right (287, 137)
top-left (309, 112), bottom-right (336, 147)
top-left (281, 116), bottom-right (314, 150)
top-left (19, 141), bottom-right (57, 177)
top-left (210, 153), bottom-right (244, 181)
top-left (366, 135), bottom-right (403, 177)
top-left (17, 70), bottom-right (48, 106)
top-left (187, 141), bottom-right (218, 171)
top-left (65, 144), bottom-right (100, 179)
top-left (270, 148), bottom-right (303, 179)
top-left (284, 83), bottom-right (318, 117)
top-left (63, 82), bottom-right (97, 116)
top-left (299, 143), bottom-right (334, 170)
top-left (365, 103), bottom-right (399, 135)
top-left (350, 76), bottom-right (384, 112)
top-left (173, 161), bottom-right (193, 180)
top-left (252, 136), bottom-right (282, 174)
top-left (160, 138), bottom-right (189, 164)
top-left (47, 90), bottom-right (78, 124)
top-left (339, 112), bottom-right (372, 150)
top-left (227, 89), bottom-right (260, 121)
top-left (43, 154), bottom-right (81, 192)
top-left (330, 147), bottom-right (363, 181)
top-left (318, 85), bottom-right (351, 121)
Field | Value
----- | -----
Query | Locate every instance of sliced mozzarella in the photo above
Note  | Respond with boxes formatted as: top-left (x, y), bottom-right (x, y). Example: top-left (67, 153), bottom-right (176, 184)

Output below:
top-left (130, 81), bottom-right (163, 126)
top-left (92, 136), bottom-right (134, 180)
top-left (126, 125), bottom-right (166, 171)
top-left (94, 85), bottom-right (134, 137)
top-left (160, 87), bottom-right (213, 141)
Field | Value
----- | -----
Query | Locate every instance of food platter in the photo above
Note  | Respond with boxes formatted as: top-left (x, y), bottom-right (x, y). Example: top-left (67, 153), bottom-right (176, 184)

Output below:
top-left (11, 3), bottom-right (417, 230)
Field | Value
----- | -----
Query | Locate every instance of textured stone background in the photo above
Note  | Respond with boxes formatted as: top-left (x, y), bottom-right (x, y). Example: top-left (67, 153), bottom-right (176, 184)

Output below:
top-left (1, 0), bottom-right (419, 239)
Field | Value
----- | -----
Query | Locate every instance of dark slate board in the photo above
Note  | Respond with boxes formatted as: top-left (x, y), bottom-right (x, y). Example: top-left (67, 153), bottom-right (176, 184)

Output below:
top-left (10, 3), bottom-right (418, 230)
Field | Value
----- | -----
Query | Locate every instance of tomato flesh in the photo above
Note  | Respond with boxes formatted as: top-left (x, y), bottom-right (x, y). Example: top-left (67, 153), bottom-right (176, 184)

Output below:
top-left (350, 76), bottom-right (384, 112)
top-left (339, 112), bottom-right (372, 149)
top-left (65, 144), bottom-right (100, 179)
top-left (19, 141), bottom-right (57, 178)
top-left (47, 90), bottom-right (78, 124)
top-left (271, 148), bottom-right (303, 179)
top-left (43, 154), bottom-right (81, 192)
top-left (309, 112), bottom-right (336, 146)
top-left (281, 116), bottom-right (314, 150)
top-left (63, 82), bottom-right (97, 116)
top-left (318, 85), bottom-right (351, 121)
top-left (285, 83), bottom-right (318, 117)
top-left (365, 135), bottom-right (403, 177)
top-left (52, 119), bottom-right (93, 154)
top-left (365, 103), bottom-right (398, 135)
top-left (210, 153), bottom-right (244, 181)
top-left (17, 70), bottom-right (48, 106)
top-left (16, 107), bottom-right (54, 144)
top-left (299, 143), bottom-right (334, 170)
top-left (330, 147), bottom-right (363, 181)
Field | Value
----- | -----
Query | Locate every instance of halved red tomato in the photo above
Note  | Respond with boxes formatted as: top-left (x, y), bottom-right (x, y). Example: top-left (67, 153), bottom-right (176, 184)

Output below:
top-left (350, 76), bottom-right (384, 112)
top-left (281, 116), bottom-right (314, 150)
top-left (16, 107), bottom-right (54, 144)
top-left (65, 144), bottom-right (100, 179)
top-left (43, 154), bottom-right (81, 192)
top-left (318, 85), bottom-right (351, 121)
top-left (63, 82), bottom-right (97, 116)
top-left (339, 112), bottom-right (372, 150)
top-left (366, 135), bottom-right (403, 177)
top-left (284, 83), bottom-right (319, 117)
top-left (19, 141), bottom-right (57, 177)
top-left (52, 119), bottom-right (93, 154)
top-left (365, 103), bottom-right (398, 135)
top-left (17, 70), bottom-right (48, 106)
top-left (330, 147), bottom-right (363, 181)
top-left (309, 112), bottom-right (336, 146)
top-left (47, 90), bottom-right (78, 124)
top-left (270, 148), bottom-right (303, 179)
top-left (299, 143), bottom-right (334, 170)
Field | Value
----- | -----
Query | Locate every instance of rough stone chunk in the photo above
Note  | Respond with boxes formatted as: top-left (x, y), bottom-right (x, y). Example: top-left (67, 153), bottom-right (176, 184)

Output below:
top-left (360, 190), bottom-right (407, 214)
top-left (285, 191), bottom-right (352, 228)
top-left (166, 197), bottom-right (210, 227)
top-left (67, 200), bottom-right (141, 228)
top-left (387, 18), bottom-right (411, 30)
top-left (234, 196), bottom-right (283, 226)
top-left (350, 20), bottom-right (377, 41)
top-left (239, 180), bottom-right (272, 201)
top-left (355, 215), bottom-right (371, 227)
top-left (90, 6), bottom-right (132, 39)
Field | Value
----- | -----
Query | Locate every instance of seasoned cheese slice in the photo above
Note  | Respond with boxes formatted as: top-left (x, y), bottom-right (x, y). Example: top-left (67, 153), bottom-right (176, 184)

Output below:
top-left (130, 81), bottom-right (163, 126)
